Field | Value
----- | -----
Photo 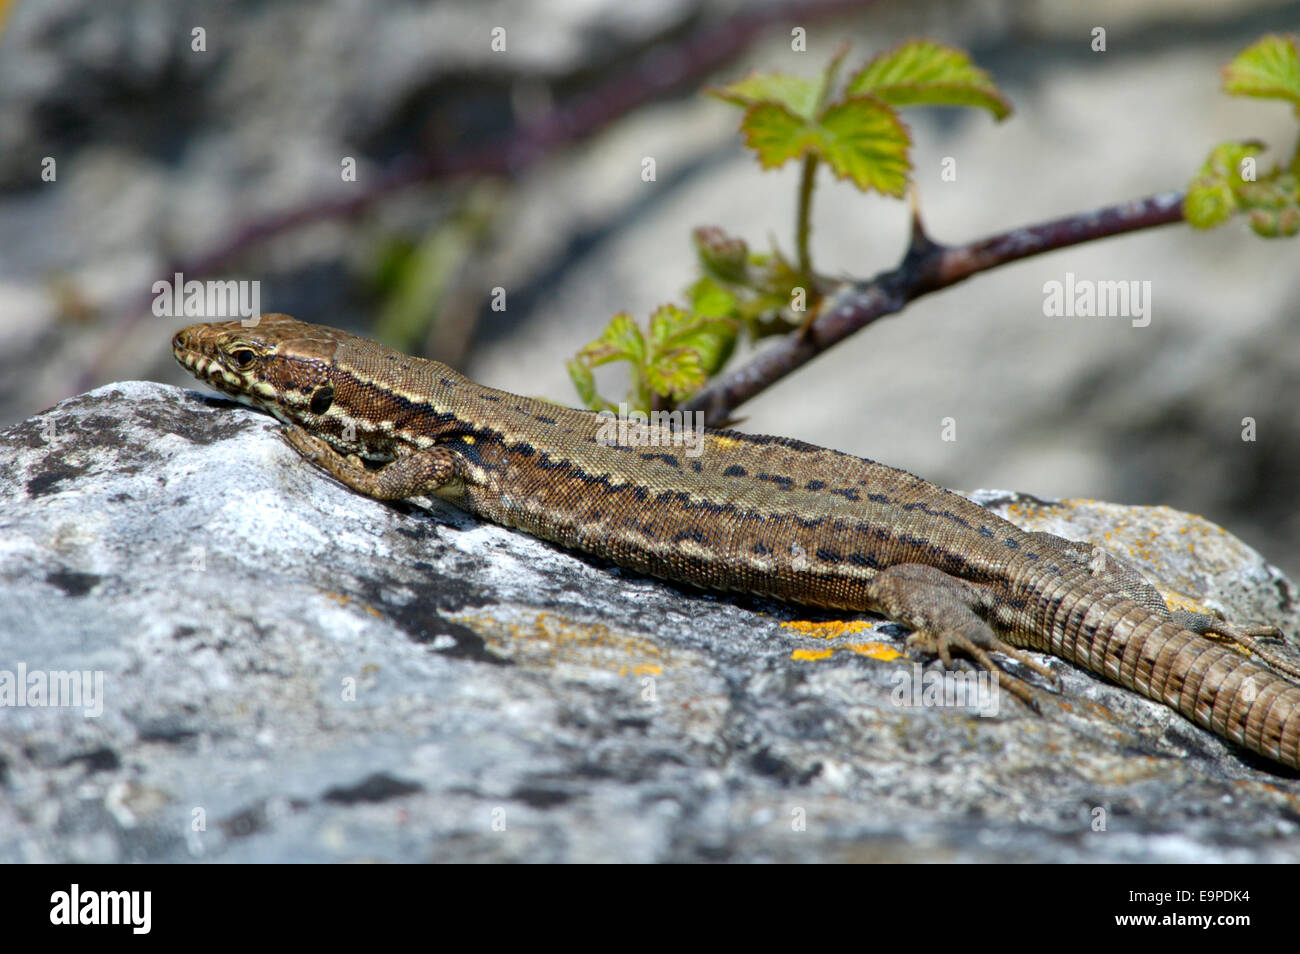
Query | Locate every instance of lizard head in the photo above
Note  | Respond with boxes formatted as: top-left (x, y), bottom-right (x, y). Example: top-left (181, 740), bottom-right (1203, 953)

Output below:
top-left (172, 314), bottom-right (350, 428)
top-left (173, 313), bottom-right (478, 460)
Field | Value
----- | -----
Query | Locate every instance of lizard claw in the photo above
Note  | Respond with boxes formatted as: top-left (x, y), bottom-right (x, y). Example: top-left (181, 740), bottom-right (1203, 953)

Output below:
top-left (904, 627), bottom-right (1055, 712)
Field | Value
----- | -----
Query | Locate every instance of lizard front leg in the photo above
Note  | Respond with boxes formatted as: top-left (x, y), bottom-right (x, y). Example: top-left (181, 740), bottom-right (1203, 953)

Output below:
top-left (864, 563), bottom-right (1058, 709)
top-left (281, 423), bottom-right (460, 500)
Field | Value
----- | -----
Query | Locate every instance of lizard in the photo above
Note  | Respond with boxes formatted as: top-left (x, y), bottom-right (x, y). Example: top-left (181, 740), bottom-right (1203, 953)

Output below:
top-left (172, 314), bottom-right (1300, 770)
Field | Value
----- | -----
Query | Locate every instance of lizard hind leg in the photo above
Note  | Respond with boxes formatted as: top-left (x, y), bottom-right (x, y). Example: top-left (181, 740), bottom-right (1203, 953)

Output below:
top-left (863, 563), bottom-right (1058, 710)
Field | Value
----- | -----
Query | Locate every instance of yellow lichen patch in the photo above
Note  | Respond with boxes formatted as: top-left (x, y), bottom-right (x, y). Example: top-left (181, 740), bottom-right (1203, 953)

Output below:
top-left (784, 619), bottom-right (903, 664)
top-left (780, 619), bottom-right (874, 639)
top-left (324, 590), bottom-right (384, 617)
top-left (1159, 587), bottom-right (1215, 616)
top-left (619, 664), bottom-right (664, 677)
top-left (846, 642), bottom-right (903, 661)
top-left (449, 610), bottom-right (669, 676)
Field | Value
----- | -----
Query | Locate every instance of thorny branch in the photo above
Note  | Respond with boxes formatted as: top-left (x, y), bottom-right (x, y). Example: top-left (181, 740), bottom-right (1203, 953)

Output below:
top-left (682, 190), bottom-right (1187, 426)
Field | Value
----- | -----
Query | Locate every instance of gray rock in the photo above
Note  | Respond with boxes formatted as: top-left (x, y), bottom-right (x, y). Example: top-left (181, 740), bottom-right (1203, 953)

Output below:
top-left (2, 383), bottom-right (1298, 862)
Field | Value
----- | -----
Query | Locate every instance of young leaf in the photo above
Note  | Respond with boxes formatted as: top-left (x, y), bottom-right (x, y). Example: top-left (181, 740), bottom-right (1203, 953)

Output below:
top-left (578, 311), bottom-right (645, 366)
top-left (737, 96), bottom-right (911, 196)
top-left (670, 325), bottom-right (737, 379)
top-left (566, 358), bottom-right (601, 410)
top-left (687, 276), bottom-right (739, 321)
top-left (648, 303), bottom-right (695, 349)
top-left (1185, 176), bottom-right (1238, 228)
top-left (1221, 34), bottom-right (1300, 108)
top-left (645, 348), bottom-right (705, 402)
top-left (693, 227), bottom-right (750, 283)
top-left (739, 101), bottom-right (817, 169)
top-left (815, 96), bottom-right (911, 195)
top-left (710, 73), bottom-right (822, 120)
top-left (1184, 141), bottom-right (1264, 228)
top-left (846, 40), bottom-right (1012, 120)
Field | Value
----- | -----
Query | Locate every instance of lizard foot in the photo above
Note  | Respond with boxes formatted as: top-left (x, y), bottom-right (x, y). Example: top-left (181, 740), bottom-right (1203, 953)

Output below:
top-left (280, 423), bottom-right (460, 500)
top-left (903, 627), bottom-right (1054, 712)
top-left (865, 563), bottom-right (1059, 712)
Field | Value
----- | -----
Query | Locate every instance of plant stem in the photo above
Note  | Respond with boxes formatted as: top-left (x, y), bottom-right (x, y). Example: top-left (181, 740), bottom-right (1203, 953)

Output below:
top-left (796, 155), bottom-right (818, 278)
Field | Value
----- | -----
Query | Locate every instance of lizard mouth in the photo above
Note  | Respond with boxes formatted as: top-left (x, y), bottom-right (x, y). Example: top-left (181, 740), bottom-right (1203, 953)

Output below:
top-left (173, 327), bottom-right (224, 385)
top-left (172, 325), bottom-right (260, 405)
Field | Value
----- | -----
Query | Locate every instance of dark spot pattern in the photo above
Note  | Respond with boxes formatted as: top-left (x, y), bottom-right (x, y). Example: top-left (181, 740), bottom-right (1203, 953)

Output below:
top-left (641, 453), bottom-right (681, 467)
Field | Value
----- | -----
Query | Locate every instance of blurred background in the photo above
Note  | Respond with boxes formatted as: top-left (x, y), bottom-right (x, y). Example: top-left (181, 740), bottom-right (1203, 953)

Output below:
top-left (1, 0), bottom-right (1297, 576)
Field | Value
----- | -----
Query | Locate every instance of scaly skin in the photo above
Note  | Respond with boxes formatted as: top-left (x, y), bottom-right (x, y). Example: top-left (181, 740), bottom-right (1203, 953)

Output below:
top-left (173, 314), bottom-right (1300, 769)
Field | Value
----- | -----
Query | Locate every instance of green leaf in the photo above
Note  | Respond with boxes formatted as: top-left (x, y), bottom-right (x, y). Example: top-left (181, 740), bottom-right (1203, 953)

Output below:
top-left (647, 303), bottom-right (694, 349)
top-left (673, 323), bottom-right (737, 378)
top-left (738, 96), bottom-right (910, 195)
top-left (1248, 205), bottom-right (1300, 237)
top-left (814, 96), bottom-right (911, 195)
top-left (1221, 34), bottom-right (1300, 108)
top-left (1184, 141), bottom-right (1265, 228)
top-left (687, 276), bottom-right (738, 320)
top-left (709, 72), bottom-right (822, 120)
top-left (646, 303), bottom-right (737, 395)
top-left (1185, 176), bottom-right (1237, 228)
top-left (578, 311), bottom-right (645, 366)
top-left (566, 358), bottom-right (601, 410)
top-left (846, 40), bottom-right (1012, 120)
top-left (739, 101), bottom-right (816, 169)
top-left (645, 347), bottom-right (705, 401)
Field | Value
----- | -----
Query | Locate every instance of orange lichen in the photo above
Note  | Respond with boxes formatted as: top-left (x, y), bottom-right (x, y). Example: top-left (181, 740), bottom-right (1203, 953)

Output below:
top-left (846, 642), bottom-right (903, 661)
top-left (780, 619), bottom-right (874, 639)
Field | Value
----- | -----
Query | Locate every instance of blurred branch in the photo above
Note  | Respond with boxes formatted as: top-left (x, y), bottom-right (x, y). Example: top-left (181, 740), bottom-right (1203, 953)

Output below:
top-left (170, 0), bottom-right (880, 279)
top-left (80, 0), bottom-right (879, 392)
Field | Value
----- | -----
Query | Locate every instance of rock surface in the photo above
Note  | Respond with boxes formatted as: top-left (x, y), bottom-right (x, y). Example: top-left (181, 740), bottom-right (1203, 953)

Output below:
top-left (2, 383), bottom-right (1298, 862)
top-left (3, 0), bottom-right (1297, 579)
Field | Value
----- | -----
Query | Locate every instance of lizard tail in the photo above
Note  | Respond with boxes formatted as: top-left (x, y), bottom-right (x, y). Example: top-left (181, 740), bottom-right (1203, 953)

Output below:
top-left (1064, 603), bottom-right (1300, 769)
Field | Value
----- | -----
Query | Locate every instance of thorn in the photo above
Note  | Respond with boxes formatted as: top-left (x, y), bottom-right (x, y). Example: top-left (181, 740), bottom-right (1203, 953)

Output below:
top-left (907, 187), bottom-right (937, 256)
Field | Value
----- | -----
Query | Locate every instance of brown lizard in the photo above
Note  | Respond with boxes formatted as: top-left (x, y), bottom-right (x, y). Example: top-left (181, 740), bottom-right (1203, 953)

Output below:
top-left (172, 314), bottom-right (1300, 770)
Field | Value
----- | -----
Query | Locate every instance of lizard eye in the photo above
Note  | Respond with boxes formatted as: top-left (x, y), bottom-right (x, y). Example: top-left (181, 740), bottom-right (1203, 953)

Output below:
top-left (229, 348), bottom-right (256, 370)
